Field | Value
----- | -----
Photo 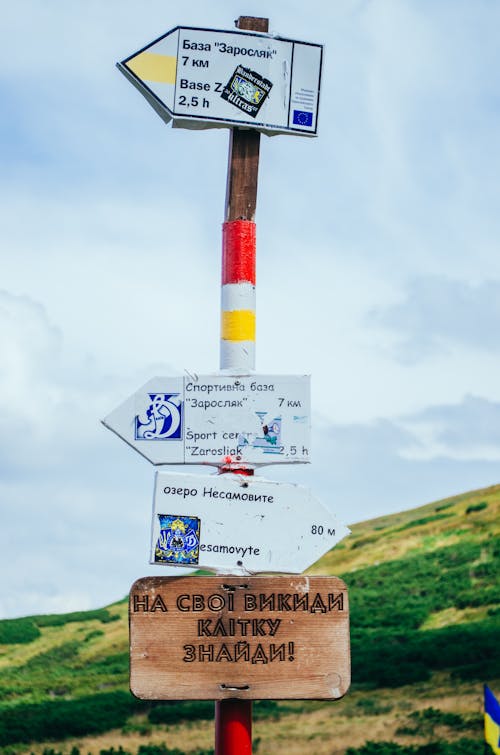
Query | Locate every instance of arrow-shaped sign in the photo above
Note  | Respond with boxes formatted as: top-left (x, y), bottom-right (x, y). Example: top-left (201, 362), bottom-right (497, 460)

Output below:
top-left (102, 374), bottom-right (310, 466)
top-left (149, 471), bottom-right (349, 574)
top-left (118, 26), bottom-right (322, 136)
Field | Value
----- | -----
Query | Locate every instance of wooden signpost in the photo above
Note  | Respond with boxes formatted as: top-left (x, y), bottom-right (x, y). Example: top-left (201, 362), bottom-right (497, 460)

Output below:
top-left (130, 576), bottom-right (350, 701)
top-left (109, 13), bottom-right (349, 755)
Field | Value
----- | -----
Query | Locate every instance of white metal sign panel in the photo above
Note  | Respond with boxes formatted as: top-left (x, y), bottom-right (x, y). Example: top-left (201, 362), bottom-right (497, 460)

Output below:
top-left (102, 374), bottom-right (310, 466)
top-left (118, 26), bottom-right (322, 136)
top-left (150, 472), bottom-right (350, 574)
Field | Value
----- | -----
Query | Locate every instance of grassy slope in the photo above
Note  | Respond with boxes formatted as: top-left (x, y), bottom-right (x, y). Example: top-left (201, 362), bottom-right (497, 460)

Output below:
top-left (0, 483), bottom-right (498, 754)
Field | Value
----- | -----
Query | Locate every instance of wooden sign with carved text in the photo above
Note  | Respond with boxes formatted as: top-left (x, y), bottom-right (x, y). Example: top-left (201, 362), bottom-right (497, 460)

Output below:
top-left (129, 575), bottom-right (350, 700)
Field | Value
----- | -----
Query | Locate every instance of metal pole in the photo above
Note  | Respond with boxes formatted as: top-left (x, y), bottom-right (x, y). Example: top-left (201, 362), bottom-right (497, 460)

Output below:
top-left (216, 14), bottom-right (269, 755)
top-left (215, 698), bottom-right (253, 755)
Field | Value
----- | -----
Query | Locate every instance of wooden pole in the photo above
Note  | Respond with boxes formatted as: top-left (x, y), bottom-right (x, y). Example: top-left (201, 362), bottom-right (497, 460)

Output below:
top-left (225, 16), bottom-right (269, 223)
top-left (216, 16), bottom-right (269, 755)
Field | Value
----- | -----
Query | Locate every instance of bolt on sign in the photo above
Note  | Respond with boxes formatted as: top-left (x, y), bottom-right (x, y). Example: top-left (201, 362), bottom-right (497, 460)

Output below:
top-left (117, 26), bottom-right (322, 136)
top-left (130, 576), bottom-right (350, 701)
top-left (102, 374), bottom-right (310, 466)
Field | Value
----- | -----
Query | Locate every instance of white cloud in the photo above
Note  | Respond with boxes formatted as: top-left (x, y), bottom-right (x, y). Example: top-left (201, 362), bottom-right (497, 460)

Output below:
top-left (0, 291), bottom-right (194, 618)
top-left (369, 276), bottom-right (500, 362)
top-left (398, 394), bottom-right (500, 461)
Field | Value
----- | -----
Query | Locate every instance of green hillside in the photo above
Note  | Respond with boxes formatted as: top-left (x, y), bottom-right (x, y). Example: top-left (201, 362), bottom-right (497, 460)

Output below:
top-left (1, 483), bottom-right (499, 755)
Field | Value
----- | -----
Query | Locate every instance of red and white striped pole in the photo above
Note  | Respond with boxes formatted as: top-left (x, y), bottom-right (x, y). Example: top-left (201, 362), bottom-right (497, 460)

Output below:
top-left (215, 15), bottom-right (267, 755)
top-left (220, 219), bottom-right (256, 372)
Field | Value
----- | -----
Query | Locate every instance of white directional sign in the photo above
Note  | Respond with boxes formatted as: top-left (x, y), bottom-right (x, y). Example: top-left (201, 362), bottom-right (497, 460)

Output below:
top-left (150, 472), bottom-right (350, 574)
top-left (118, 26), bottom-right (322, 136)
top-left (102, 374), bottom-right (310, 466)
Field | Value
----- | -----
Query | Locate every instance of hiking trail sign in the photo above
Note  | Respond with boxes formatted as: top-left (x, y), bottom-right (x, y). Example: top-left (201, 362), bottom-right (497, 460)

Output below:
top-left (149, 471), bottom-right (350, 574)
top-left (129, 576), bottom-right (350, 700)
top-left (112, 14), bottom-right (350, 741)
top-left (102, 374), bottom-right (310, 466)
top-left (117, 26), bottom-right (322, 136)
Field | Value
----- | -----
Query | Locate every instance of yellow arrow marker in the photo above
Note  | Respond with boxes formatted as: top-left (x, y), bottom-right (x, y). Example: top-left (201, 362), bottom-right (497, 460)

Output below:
top-left (126, 52), bottom-right (177, 84)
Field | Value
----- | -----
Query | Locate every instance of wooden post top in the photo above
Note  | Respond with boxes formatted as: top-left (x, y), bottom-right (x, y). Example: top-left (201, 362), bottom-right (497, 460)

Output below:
top-left (224, 16), bottom-right (269, 222)
top-left (235, 16), bottom-right (269, 33)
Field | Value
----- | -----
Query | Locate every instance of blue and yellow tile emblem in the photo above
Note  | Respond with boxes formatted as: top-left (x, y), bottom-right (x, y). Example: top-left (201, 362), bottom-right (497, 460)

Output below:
top-left (155, 514), bottom-right (200, 565)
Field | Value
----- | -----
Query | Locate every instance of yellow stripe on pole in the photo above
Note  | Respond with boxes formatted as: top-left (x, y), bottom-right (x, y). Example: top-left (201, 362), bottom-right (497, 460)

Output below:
top-left (127, 53), bottom-right (177, 84)
top-left (221, 311), bottom-right (256, 342)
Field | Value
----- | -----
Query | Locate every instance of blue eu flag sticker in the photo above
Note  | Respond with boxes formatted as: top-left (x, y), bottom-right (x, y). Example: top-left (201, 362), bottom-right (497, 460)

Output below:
top-left (293, 110), bottom-right (313, 127)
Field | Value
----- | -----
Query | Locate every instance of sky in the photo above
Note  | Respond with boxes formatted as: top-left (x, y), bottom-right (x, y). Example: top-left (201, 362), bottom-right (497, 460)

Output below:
top-left (1, 0), bottom-right (499, 619)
